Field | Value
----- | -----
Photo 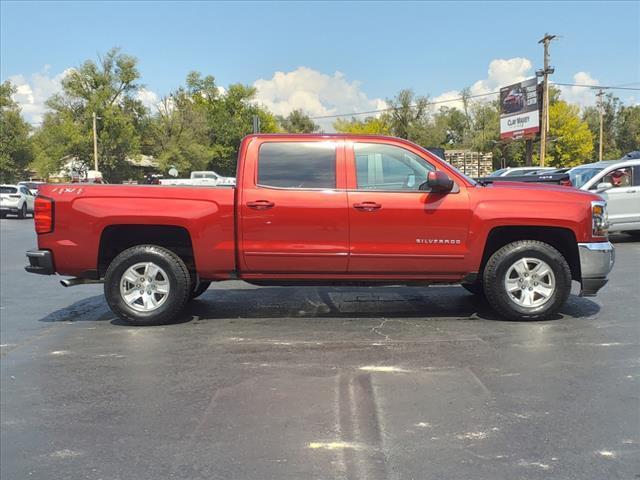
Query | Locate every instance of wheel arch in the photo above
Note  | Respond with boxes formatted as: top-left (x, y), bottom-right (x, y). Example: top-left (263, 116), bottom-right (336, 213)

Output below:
top-left (98, 224), bottom-right (195, 279)
top-left (479, 226), bottom-right (581, 282)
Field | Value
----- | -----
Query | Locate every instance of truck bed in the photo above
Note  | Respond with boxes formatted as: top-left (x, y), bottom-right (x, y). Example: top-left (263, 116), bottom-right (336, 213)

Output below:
top-left (36, 184), bottom-right (236, 279)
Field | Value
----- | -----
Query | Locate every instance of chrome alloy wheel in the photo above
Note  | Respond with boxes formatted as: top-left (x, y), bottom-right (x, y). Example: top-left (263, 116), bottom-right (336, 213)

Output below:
top-left (504, 257), bottom-right (556, 308)
top-left (119, 262), bottom-right (170, 312)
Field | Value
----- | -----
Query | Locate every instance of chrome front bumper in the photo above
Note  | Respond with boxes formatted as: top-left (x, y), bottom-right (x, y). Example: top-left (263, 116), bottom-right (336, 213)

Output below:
top-left (578, 242), bottom-right (615, 296)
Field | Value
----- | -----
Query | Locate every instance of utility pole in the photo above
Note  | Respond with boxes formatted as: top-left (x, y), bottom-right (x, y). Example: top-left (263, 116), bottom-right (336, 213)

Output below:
top-left (538, 33), bottom-right (557, 167)
top-left (596, 89), bottom-right (605, 161)
top-left (92, 112), bottom-right (99, 171)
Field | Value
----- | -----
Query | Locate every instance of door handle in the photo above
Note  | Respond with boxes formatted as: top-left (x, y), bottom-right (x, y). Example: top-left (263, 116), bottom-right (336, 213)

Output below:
top-left (353, 202), bottom-right (382, 211)
top-left (247, 200), bottom-right (275, 210)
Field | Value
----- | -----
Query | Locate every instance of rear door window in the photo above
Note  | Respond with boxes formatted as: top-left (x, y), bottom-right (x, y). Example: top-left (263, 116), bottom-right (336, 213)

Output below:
top-left (258, 142), bottom-right (336, 189)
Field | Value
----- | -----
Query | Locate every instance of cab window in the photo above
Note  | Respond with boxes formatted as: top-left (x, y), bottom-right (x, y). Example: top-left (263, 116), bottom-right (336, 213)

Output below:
top-left (258, 142), bottom-right (336, 189)
top-left (354, 143), bottom-right (434, 191)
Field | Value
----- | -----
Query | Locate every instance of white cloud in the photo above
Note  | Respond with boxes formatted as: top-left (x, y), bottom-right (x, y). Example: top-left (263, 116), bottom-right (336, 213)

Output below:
top-left (432, 58), bottom-right (604, 112)
top-left (136, 87), bottom-right (161, 112)
top-left (433, 57), bottom-right (534, 111)
top-left (253, 67), bottom-right (387, 131)
top-left (8, 66), bottom-right (163, 121)
top-left (557, 71), bottom-right (599, 108)
top-left (470, 58), bottom-right (533, 95)
top-left (8, 67), bottom-right (72, 124)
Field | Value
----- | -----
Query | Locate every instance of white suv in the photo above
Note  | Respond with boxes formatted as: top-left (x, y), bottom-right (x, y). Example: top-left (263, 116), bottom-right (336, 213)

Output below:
top-left (569, 159), bottom-right (640, 234)
top-left (0, 184), bottom-right (35, 219)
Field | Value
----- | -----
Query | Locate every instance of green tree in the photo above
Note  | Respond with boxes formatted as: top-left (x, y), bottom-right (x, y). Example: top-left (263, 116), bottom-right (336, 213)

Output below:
top-left (386, 89), bottom-right (430, 141)
top-left (615, 105), bottom-right (640, 155)
top-left (33, 48), bottom-right (145, 181)
top-left (278, 109), bottom-right (319, 133)
top-left (147, 92), bottom-right (218, 175)
top-left (148, 72), bottom-right (278, 176)
top-left (0, 81), bottom-right (33, 183)
top-left (547, 100), bottom-right (594, 167)
top-left (582, 92), bottom-right (623, 160)
top-left (333, 115), bottom-right (391, 134)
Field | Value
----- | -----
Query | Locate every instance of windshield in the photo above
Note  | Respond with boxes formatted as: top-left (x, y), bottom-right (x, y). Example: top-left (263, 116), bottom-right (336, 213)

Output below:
top-left (489, 168), bottom-right (508, 177)
top-left (569, 167), bottom-right (605, 188)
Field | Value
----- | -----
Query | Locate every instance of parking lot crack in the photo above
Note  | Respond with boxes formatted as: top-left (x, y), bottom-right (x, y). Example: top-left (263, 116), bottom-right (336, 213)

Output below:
top-left (371, 318), bottom-right (391, 341)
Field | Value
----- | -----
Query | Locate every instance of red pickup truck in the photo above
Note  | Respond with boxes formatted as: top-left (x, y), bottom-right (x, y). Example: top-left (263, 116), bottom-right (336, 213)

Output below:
top-left (26, 134), bottom-right (614, 325)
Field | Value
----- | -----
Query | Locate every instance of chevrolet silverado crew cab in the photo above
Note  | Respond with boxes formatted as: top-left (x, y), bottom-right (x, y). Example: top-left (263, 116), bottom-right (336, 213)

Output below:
top-left (26, 134), bottom-right (615, 325)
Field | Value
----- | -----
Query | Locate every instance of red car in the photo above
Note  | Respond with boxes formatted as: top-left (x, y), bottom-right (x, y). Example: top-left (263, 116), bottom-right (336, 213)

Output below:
top-left (26, 134), bottom-right (614, 325)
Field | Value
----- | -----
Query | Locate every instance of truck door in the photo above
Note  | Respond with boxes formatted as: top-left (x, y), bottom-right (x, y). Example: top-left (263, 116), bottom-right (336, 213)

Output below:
top-left (239, 139), bottom-right (349, 273)
top-left (346, 140), bottom-right (472, 275)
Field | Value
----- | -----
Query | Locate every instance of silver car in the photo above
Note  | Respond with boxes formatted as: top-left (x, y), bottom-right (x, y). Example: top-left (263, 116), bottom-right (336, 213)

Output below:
top-left (569, 159), bottom-right (640, 234)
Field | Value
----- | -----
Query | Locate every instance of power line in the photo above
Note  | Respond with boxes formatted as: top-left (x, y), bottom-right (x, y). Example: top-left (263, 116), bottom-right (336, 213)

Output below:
top-left (551, 82), bottom-right (640, 91)
top-left (309, 82), bottom-right (640, 121)
top-left (310, 91), bottom-right (500, 120)
top-left (21, 81), bottom-right (640, 126)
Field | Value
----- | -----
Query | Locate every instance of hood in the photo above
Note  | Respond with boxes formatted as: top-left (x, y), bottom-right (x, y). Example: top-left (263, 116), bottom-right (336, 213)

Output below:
top-left (482, 181), bottom-right (601, 201)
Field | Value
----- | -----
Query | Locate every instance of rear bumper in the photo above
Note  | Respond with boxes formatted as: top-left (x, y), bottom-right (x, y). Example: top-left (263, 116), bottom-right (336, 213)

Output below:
top-left (25, 250), bottom-right (55, 275)
top-left (578, 242), bottom-right (615, 296)
top-left (1, 206), bottom-right (19, 213)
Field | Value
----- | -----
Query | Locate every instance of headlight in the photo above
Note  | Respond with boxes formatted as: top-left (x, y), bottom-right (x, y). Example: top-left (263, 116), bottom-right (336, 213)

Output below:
top-left (591, 200), bottom-right (608, 237)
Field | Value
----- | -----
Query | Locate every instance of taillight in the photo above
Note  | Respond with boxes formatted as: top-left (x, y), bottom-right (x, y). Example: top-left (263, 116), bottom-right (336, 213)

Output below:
top-left (34, 196), bottom-right (54, 234)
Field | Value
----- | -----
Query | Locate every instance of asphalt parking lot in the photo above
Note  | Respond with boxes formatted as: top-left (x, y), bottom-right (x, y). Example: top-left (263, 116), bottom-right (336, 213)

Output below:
top-left (1, 217), bottom-right (638, 480)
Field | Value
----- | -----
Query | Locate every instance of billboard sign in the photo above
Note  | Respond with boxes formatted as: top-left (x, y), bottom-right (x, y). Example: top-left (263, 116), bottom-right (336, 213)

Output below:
top-left (499, 78), bottom-right (540, 140)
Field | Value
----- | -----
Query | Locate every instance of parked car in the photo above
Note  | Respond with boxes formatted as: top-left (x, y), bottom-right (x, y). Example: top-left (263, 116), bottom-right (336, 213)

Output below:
top-left (489, 167), bottom-right (555, 177)
top-left (569, 159), bottom-right (640, 234)
top-left (18, 181), bottom-right (45, 196)
top-left (1, 184), bottom-right (35, 218)
top-left (25, 134), bottom-right (614, 325)
top-left (160, 170), bottom-right (235, 186)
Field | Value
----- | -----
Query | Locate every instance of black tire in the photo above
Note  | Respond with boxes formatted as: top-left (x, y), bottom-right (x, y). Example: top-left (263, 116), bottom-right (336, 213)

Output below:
top-left (17, 203), bottom-right (27, 219)
top-left (461, 282), bottom-right (484, 297)
top-left (624, 230), bottom-right (640, 239)
top-left (482, 240), bottom-right (571, 321)
top-left (190, 281), bottom-right (211, 300)
top-left (104, 245), bottom-right (192, 326)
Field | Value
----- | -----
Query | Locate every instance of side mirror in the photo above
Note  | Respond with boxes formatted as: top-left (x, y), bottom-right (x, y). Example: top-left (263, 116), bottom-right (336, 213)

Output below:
top-left (420, 171), bottom-right (454, 193)
top-left (596, 182), bottom-right (612, 192)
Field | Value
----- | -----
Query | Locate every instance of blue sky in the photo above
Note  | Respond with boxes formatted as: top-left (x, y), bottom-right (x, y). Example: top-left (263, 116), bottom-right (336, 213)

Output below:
top-left (1, 0), bottom-right (638, 127)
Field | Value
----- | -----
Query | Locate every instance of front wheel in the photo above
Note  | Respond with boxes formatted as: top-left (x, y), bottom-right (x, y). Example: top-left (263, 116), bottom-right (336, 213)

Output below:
top-left (104, 245), bottom-right (192, 326)
top-left (483, 240), bottom-right (571, 321)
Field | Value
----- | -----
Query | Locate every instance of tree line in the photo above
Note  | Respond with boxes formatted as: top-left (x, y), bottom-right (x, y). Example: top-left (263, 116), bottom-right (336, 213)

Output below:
top-left (1, 48), bottom-right (638, 183)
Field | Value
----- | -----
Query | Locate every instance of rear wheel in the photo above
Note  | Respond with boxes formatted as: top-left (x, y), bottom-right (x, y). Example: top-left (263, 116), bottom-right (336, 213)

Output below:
top-left (483, 240), bottom-right (571, 321)
top-left (190, 281), bottom-right (211, 300)
top-left (17, 204), bottom-right (27, 219)
top-left (104, 245), bottom-right (192, 326)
